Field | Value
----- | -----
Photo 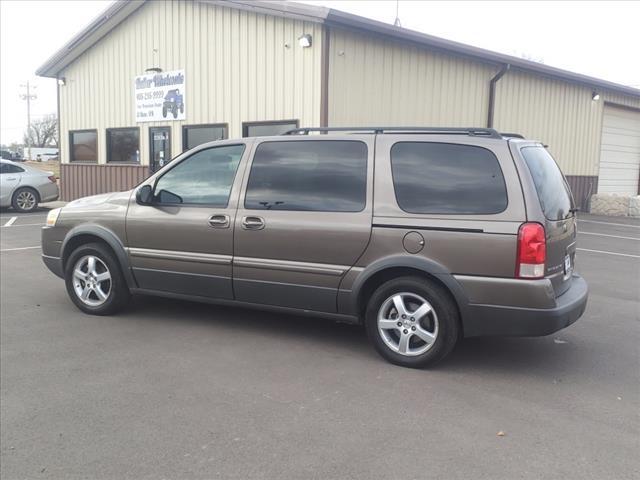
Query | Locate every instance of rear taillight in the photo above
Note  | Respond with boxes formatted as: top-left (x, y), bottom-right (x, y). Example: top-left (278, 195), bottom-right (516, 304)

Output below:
top-left (48, 175), bottom-right (57, 183)
top-left (516, 222), bottom-right (546, 279)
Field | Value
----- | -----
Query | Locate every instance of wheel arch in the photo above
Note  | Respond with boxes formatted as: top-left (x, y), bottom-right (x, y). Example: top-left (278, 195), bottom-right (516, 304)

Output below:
top-left (350, 256), bottom-right (470, 333)
top-left (61, 225), bottom-right (136, 289)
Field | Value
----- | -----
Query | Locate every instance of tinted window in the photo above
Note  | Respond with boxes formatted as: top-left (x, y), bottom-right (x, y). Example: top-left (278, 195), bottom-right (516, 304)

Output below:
top-left (242, 121), bottom-right (298, 137)
top-left (245, 140), bottom-right (367, 212)
top-left (0, 163), bottom-right (24, 174)
top-left (153, 144), bottom-right (245, 206)
top-left (391, 142), bottom-right (508, 214)
top-left (70, 130), bottom-right (97, 162)
top-left (183, 125), bottom-right (227, 151)
top-left (521, 146), bottom-right (574, 220)
top-left (107, 128), bottom-right (139, 163)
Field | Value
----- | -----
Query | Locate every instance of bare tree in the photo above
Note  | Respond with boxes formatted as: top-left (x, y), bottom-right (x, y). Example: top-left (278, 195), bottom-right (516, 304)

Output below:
top-left (23, 114), bottom-right (58, 148)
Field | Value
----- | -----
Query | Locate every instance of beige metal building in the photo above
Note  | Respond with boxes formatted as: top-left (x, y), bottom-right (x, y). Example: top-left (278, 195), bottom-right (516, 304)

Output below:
top-left (37, 0), bottom-right (640, 206)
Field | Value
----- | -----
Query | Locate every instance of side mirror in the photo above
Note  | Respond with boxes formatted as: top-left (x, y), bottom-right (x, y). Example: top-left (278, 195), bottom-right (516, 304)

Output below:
top-left (136, 184), bottom-right (153, 205)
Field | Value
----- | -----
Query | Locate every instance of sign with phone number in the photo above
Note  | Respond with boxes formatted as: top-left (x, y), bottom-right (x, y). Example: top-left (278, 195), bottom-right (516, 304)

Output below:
top-left (134, 69), bottom-right (186, 123)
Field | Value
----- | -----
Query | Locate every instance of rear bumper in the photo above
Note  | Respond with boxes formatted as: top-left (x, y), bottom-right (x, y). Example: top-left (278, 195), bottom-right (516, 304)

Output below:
top-left (38, 183), bottom-right (59, 203)
top-left (462, 274), bottom-right (588, 337)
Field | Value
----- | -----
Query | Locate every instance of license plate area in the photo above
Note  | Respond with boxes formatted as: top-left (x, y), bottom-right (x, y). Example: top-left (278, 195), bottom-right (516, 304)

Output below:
top-left (563, 254), bottom-right (573, 279)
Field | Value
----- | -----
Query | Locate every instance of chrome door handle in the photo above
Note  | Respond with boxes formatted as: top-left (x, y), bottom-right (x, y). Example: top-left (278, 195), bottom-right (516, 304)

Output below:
top-left (242, 216), bottom-right (265, 230)
top-left (208, 214), bottom-right (230, 228)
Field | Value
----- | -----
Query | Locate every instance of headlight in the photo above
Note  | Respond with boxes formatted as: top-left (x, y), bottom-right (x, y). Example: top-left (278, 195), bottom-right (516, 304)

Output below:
top-left (46, 208), bottom-right (61, 226)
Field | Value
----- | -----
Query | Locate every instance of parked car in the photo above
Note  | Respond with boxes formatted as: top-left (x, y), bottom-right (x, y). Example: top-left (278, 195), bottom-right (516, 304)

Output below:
top-left (41, 127), bottom-right (588, 367)
top-left (0, 150), bottom-right (22, 161)
top-left (162, 89), bottom-right (184, 119)
top-left (1, 159), bottom-right (59, 212)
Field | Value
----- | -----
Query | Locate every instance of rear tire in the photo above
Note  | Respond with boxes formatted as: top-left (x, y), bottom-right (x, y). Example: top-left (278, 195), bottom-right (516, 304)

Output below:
top-left (64, 242), bottom-right (130, 315)
top-left (12, 187), bottom-right (39, 212)
top-left (365, 276), bottom-right (459, 368)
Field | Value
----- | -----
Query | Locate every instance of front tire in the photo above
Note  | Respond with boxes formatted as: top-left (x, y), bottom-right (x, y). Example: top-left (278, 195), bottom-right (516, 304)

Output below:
top-left (64, 242), bottom-right (130, 315)
top-left (365, 276), bottom-right (459, 368)
top-left (12, 187), bottom-right (39, 212)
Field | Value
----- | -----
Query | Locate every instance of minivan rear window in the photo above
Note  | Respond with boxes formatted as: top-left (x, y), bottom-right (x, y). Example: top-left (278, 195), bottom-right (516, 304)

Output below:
top-left (390, 142), bottom-right (508, 215)
top-left (521, 146), bottom-right (574, 220)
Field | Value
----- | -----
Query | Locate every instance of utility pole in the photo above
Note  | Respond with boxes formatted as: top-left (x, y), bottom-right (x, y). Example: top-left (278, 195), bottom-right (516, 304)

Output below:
top-left (19, 81), bottom-right (37, 160)
top-left (393, 0), bottom-right (402, 27)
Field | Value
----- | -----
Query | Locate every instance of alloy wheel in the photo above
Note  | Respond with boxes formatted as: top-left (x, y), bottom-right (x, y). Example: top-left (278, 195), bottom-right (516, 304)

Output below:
top-left (377, 292), bottom-right (439, 356)
top-left (72, 255), bottom-right (112, 307)
top-left (16, 190), bottom-right (36, 211)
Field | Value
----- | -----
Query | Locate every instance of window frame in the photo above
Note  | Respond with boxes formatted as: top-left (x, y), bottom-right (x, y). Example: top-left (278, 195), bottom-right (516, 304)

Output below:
top-left (106, 127), bottom-right (141, 164)
top-left (182, 123), bottom-right (228, 152)
top-left (390, 141), bottom-right (509, 216)
top-left (243, 139), bottom-right (369, 213)
top-left (150, 143), bottom-right (247, 208)
top-left (241, 119), bottom-right (299, 138)
top-left (69, 129), bottom-right (98, 163)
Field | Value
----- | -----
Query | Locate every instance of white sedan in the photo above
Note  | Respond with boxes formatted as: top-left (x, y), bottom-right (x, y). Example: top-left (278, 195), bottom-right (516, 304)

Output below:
top-left (0, 159), bottom-right (59, 212)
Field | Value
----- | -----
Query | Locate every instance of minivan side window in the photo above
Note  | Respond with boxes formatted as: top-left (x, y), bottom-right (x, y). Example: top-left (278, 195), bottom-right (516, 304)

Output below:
top-left (391, 142), bottom-right (508, 215)
top-left (521, 146), bottom-right (574, 220)
top-left (244, 140), bottom-right (368, 212)
top-left (153, 144), bottom-right (245, 206)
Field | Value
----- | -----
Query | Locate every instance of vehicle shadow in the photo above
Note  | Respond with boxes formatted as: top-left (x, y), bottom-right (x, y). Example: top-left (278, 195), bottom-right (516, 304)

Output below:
top-left (128, 294), bottom-right (574, 371)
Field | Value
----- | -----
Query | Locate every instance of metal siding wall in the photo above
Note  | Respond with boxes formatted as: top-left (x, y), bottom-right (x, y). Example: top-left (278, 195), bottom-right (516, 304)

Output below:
top-left (328, 28), bottom-right (494, 127)
top-left (493, 69), bottom-right (640, 176)
top-left (58, 0), bottom-right (323, 167)
top-left (60, 164), bottom-right (147, 201)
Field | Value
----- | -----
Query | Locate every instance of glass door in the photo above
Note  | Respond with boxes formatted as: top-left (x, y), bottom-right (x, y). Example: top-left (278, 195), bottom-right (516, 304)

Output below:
top-left (149, 127), bottom-right (172, 173)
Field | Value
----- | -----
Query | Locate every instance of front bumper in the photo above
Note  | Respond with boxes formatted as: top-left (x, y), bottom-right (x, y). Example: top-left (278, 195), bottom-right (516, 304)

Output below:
top-left (42, 254), bottom-right (63, 278)
top-left (462, 274), bottom-right (588, 337)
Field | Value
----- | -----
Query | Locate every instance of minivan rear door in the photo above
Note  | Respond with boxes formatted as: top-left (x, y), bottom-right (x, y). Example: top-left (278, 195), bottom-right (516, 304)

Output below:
top-left (232, 136), bottom-right (374, 313)
top-left (518, 144), bottom-right (577, 296)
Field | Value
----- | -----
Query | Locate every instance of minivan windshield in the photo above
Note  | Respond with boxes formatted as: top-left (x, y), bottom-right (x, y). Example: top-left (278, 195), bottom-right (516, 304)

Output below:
top-left (521, 146), bottom-right (575, 221)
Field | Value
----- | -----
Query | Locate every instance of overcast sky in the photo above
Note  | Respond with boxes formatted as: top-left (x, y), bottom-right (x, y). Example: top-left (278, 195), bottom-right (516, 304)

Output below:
top-left (1, 0), bottom-right (639, 145)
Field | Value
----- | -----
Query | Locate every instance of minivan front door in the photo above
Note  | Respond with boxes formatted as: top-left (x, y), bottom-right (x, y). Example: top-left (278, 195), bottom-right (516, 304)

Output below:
top-left (232, 137), bottom-right (374, 313)
top-left (126, 142), bottom-right (250, 299)
top-left (149, 127), bottom-right (172, 173)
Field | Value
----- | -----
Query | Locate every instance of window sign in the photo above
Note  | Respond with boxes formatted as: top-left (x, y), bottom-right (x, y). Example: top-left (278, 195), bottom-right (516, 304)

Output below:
top-left (134, 69), bottom-right (186, 122)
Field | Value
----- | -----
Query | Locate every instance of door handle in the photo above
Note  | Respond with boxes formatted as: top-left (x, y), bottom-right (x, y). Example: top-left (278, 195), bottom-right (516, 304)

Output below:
top-left (208, 214), bottom-right (230, 228)
top-left (6, 177), bottom-right (17, 181)
top-left (242, 216), bottom-right (265, 230)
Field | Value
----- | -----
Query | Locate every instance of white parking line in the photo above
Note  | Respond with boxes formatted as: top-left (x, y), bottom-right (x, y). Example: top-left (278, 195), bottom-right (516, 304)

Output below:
top-left (3, 216), bottom-right (17, 227)
top-left (577, 248), bottom-right (640, 259)
top-left (0, 246), bottom-right (41, 252)
top-left (579, 231), bottom-right (640, 241)
top-left (579, 219), bottom-right (640, 229)
top-left (0, 223), bottom-right (44, 228)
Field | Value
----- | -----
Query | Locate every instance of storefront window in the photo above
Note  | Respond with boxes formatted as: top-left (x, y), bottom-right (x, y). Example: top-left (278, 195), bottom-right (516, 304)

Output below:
top-left (242, 120), bottom-right (298, 137)
top-left (182, 124), bottom-right (227, 151)
top-left (107, 128), bottom-right (140, 163)
top-left (69, 130), bottom-right (98, 162)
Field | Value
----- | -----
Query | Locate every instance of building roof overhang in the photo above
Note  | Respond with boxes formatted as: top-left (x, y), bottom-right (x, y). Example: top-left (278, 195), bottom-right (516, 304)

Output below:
top-left (36, 0), bottom-right (640, 98)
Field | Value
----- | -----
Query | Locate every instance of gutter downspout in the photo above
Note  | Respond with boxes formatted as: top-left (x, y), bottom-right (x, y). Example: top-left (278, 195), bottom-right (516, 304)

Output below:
top-left (487, 63), bottom-right (510, 128)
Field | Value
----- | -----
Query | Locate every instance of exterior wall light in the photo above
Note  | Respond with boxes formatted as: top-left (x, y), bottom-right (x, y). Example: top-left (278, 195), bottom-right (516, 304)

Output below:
top-left (145, 67), bottom-right (163, 73)
top-left (57, 77), bottom-right (66, 86)
top-left (592, 91), bottom-right (600, 101)
top-left (298, 34), bottom-right (312, 48)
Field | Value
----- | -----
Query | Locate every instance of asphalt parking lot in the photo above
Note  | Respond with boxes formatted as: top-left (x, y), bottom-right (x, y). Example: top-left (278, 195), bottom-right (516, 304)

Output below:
top-left (1, 208), bottom-right (638, 480)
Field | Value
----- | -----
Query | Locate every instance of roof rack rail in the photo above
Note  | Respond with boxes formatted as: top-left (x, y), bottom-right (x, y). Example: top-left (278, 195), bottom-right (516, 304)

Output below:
top-left (500, 132), bottom-right (526, 139)
top-left (282, 126), bottom-right (503, 139)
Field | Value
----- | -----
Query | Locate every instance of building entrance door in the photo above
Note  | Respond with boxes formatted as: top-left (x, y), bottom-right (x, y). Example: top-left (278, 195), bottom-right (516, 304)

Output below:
top-left (149, 127), bottom-right (172, 173)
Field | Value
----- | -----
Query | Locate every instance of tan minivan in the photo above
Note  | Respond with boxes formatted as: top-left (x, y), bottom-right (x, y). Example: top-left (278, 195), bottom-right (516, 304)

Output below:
top-left (42, 127), bottom-right (588, 367)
